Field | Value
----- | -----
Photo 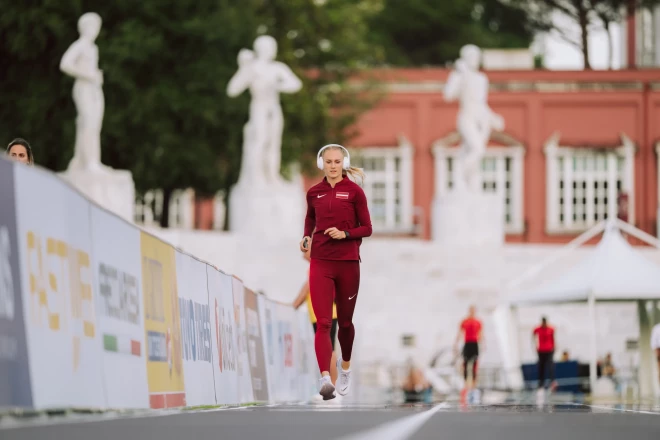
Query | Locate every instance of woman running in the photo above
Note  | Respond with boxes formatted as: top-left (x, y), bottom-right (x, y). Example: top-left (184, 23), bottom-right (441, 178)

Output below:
top-left (292, 237), bottom-right (339, 387)
top-left (300, 143), bottom-right (372, 400)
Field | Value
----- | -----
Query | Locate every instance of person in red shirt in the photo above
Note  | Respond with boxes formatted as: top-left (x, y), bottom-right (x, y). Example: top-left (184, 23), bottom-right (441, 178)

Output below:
top-left (454, 305), bottom-right (482, 393)
top-left (300, 144), bottom-right (372, 401)
top-left (533, 316), bottom-right (557, 391)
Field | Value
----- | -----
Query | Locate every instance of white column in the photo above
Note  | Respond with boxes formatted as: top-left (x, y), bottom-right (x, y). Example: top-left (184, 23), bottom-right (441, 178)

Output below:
top-left (562, 151), bottom-right (574, 230)
top-left (588, 293), bottom-right (598, 395)
top-left (399, 139), bottom-right (414, 231)
top-left (606, 153), bottom-right (618, 221)
top-left (511, 146), bottom-right (525, 233)
top-left (656, 143), bottom-right (660, 238)
top-left (384, 153), bottom-right (396, 229)
top-left (544, 138), bottom-right (559, 232)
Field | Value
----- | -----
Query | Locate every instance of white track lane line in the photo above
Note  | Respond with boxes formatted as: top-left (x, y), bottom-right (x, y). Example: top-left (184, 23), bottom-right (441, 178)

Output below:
top-left (580, 404), bottom-right (660, 415)
top-left (333, 404), bottom-right (444, 440)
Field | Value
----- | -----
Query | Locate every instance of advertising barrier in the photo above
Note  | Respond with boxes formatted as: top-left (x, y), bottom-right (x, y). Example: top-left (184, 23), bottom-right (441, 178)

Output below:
top-left (91, 205), bottom-right (149, 409)
top-left (14, 164), bottom-right (104, 409)
top-left (207, 267), bottom-right (239, 404)
top-left (176, 252), bottom-right (215, 406)
top-left (1, 158), bottom-right (316, 410)
top-left (0, 159), bottom-right (32, 408)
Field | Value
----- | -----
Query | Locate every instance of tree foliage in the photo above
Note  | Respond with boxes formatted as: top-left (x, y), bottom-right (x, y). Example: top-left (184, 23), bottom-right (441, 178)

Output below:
top-left (367, 0), bottom-right (534, 66)
top-left (0, 0), bottom-right (384, 226)
top-left (505, 0), bottom-right (660, 69)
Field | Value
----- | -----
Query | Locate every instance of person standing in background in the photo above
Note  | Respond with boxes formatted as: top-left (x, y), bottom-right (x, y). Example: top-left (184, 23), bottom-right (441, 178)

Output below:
top-left (6, 138), bottom-right (34, 165)
top-left (651, 322), bottom-right (660, 386)
top-left (533, 316), bottom-right (557, 402)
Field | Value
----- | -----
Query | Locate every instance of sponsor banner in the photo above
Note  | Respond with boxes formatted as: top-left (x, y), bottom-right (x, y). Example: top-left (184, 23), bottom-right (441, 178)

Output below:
top-left (257, 295), bottom-right (277, 402)
top-left (0, 160), bottom-right (32, 408)
top-left (14, 165), bottom-right (104, 408)
top-left (244, 288), bottom-right (269, 401)
top-left (231, 276), bottom-right (254, 403)
top-left (90, 205), bottom-right (148, 409)
top-left (207, 267), bottom-right (239, 404)
top-left (273, 302), bottom-right (299, 402)
top-left (176, 252), bottom-right (214, 406)
top-left (297, 308), bottom-right (319, 401)
top-left (140, 233), bottom-right (186, 408)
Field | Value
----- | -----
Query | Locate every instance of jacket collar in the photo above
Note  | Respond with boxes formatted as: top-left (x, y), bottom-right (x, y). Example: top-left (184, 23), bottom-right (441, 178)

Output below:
top-left (322, 176), bottom-right (349, 188)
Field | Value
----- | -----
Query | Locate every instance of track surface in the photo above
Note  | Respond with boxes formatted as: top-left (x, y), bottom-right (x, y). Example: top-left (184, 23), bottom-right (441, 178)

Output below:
top-left (2, 399), bottom-right (660, 440)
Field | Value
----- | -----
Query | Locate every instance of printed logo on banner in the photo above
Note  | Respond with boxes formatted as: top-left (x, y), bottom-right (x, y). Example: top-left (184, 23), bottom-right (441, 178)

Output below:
top-left (244, 289), bottom-right (269, 401)
top-left (98, 263), bottom-right (141, 356)
top-left (141, 233), bottom-right (186, 409)
top-left (215, 298), bottom-right (236, 372)
top-left (278, 322), bottom-right (294, 368)
top-left (26, 231), bottom-right (96, 370)
top-left (179, 298), bottom-right (212, 363)
top-left (0, 160), bottom-right (32, 407)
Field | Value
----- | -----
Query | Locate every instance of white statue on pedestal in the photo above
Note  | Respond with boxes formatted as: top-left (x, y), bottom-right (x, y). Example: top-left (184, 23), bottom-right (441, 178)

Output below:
top-left (60, 12), bottom-right (109, 173)
top-left (227, 35), bottom-right (302, 187)
top-left (444, 44), bottom-right (504, 193)
top-left (57, 13), bottom-right (135, 223)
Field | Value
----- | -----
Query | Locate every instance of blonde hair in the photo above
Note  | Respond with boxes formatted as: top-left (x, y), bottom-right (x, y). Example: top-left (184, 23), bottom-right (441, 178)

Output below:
top-left (321, 146), bottom-right (365, 184)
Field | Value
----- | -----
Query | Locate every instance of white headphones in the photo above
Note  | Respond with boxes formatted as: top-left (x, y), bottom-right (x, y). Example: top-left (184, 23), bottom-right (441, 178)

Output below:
top-left (317, 144), bottom-right (350, 171)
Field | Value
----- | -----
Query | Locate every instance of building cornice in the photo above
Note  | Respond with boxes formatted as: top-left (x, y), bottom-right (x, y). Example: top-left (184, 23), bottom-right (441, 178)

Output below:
top-left (354, 81), bottom-right (645, 93)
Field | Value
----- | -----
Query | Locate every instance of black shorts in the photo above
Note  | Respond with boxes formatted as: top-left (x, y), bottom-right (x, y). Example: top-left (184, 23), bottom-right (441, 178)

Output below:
top-left (313, 319), bottom-right (338, 351)
top-left (462, 342), bottom-right (479, 362)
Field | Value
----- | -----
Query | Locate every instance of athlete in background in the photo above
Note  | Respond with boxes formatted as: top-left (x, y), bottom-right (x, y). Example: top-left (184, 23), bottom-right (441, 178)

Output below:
top-left (533, 316), bottom-right (557, 392)
top-left (454, 305), bottom-right (482, 402)
top-left (300, 144), bottom-right (372, 400)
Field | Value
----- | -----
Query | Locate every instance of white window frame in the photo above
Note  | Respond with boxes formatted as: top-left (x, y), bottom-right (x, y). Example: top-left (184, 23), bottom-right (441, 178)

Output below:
top-left (655, 142), bottom-right (660, 238)
top-left (349, 135), bottom-right (414, 233)
top-left (135, 189), bottom-right (195, 229)
top-left (432, 132), bottom-right (526, 234)
top-left (544, 132), bottom-right (636, 234)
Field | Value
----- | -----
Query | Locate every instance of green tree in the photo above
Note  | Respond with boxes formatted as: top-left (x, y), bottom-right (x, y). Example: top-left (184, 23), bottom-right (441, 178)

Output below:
top-left (0, 0), bottom-right (384, 227)
top-left (505, 0), bottom-right (660, 69)
top-left (368, 0), bottom-right (534, 66)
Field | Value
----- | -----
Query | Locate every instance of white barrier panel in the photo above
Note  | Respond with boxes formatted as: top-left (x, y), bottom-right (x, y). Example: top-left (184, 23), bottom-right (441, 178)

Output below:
top-left (91, 205), bottom-right (149, 409)
top-left (14, 165), bottom-right (105, 409)
top-left (273, 302), bottom-right (299, 402)
top-left (231, 276), bottom-right (254, 403)
top-left (207, 267), bottom-right (239, 404)
top-left (176, 252), bottom-right (215, 406)
top-left (297, 308), bottom-right (319, 401)
top-left (244, 288), bottom-right (270, 402)
top-left (258, 295), bottom-right (277, 402)
top-left (140, 232), bottom-right (186, 408)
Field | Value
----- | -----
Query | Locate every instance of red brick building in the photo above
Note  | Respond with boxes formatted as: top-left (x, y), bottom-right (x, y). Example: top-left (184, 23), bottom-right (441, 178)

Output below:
top-left (326, 68), bottom-right (660, 243)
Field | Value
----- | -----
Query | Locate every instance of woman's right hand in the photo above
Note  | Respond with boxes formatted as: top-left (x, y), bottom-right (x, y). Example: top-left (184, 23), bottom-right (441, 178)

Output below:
top-left (300, 236), bottom-right (311, 252)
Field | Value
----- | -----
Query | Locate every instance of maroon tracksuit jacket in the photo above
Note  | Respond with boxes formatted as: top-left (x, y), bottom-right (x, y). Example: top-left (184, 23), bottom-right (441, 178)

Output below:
top-left (303, 177), bottom-right (372, 261)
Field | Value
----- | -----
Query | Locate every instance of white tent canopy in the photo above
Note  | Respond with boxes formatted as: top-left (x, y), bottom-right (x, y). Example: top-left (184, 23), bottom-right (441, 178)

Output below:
top-left (498, 219), bottom-right (660, 396)
top-left (513, 222), bottom-right (660, 305)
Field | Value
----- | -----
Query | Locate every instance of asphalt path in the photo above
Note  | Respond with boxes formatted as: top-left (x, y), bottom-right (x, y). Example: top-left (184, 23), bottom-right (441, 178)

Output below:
top-left (2, 401), bottom-right (660, 440)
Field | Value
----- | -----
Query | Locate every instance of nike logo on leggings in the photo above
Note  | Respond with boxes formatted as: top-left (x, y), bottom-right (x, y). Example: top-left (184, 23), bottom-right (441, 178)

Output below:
top-left (348, 294), bottom-right (357, 300)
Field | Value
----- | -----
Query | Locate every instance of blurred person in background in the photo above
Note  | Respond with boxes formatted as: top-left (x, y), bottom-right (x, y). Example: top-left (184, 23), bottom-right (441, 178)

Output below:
top-left (6, 138), bottom-right (34, 165)
top-left (560, 350), bottom-right (570, 362)
top-left (651, 322), bottom-right (660, 385)
top-left (401, 358), bottom-right (432, 404)
top-left (292, 237), bottom-right (339, 389)
top-left (533, 316), bottom-right (557, 401)
top-left (454, 305), bottom-right (482, 403)
top-left (300, 143), bottom-right (372, 401)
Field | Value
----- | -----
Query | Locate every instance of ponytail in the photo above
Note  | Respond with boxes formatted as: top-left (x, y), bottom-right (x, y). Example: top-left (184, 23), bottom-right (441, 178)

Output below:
top-left (343, 166), bottom-right (365, 184)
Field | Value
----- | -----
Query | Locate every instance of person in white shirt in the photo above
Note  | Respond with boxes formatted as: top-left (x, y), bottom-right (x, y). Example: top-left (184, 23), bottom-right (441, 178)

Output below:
top-left (651, 323), bottom-right (660, 384)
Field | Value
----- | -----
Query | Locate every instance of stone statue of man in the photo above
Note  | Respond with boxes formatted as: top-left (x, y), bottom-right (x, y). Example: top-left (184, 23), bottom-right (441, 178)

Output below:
top-left (60, 12), bottom-right (107, 173)
top-left (227, 35), bottom-right (302, 187)
top-left (444, 44), bottom-right (504, 193)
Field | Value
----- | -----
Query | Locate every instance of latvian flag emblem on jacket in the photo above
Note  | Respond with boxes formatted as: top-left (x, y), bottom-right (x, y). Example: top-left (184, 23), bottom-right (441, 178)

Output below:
top-left (336, 192), bottom-right (349, 199)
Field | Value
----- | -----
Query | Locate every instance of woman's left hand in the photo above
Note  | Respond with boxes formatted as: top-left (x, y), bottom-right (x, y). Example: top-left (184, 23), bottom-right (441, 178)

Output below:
top-left (324, 227), bottom-right (346, 240)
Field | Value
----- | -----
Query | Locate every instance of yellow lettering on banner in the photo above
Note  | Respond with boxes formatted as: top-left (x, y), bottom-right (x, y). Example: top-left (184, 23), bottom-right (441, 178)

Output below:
top-left (25, 231), bottom-right (96, 372)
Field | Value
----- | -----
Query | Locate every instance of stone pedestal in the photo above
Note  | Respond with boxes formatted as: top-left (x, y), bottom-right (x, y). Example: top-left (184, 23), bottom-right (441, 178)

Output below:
top-left (431, 191), bottom-right (504, 248)
top-left (228, 175), bottom-right (305, 240)
top-left (60, 168), bottom-right (135, 222)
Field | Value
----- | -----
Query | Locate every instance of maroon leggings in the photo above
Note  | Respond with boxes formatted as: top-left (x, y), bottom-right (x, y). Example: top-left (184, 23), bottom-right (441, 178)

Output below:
top-left (309, 258), bottom-right (360, 373)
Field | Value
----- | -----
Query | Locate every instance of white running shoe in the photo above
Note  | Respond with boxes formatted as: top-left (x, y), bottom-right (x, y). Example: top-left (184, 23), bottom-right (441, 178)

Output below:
top-left (319, 375), bottom-right (336, 400)
top-left (336, 357), bottom-right (352, 396)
